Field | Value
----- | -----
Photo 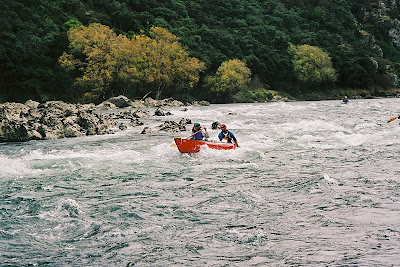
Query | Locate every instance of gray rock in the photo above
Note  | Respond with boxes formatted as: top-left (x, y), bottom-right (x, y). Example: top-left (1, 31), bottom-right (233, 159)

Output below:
top-left (107, 95), bottom-right (133, 108)
top-left (154, 108), bottom-right (166, 116)
top-left (129, 119), bottom-right (144, 127)
top-left (0, 101), bottom-right (116, 142)
top-left (25, 100), bottom-right (40, 110)
top-left (159, 121), bottom-right (186, 132)
top-left (179, 118), bottom-right (192, 125)
top-left (0, 121), bottom-right (30, 142)
top-left (118, 123), bottom-right (127, 131)
top-left (143, 97), bottom-right (158, 107)
top-left (158, 98), bottom-right (184, 107)
top-left (192, 100), bottom-right (210, 106)
top-left (96, 101), bottom-right (117, 110)
top-left (64, 124), bottom-right (83, 138)
top-left (130, 100), bottom-right (145, 108)
top-left (131, 110), bottom-right (151, 118)
top-left (141, 127), bottom-right (152, 134)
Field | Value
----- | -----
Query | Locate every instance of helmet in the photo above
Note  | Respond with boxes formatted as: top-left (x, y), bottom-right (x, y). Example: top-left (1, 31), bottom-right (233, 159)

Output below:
top-left (220, 124), bottom-right (226, 129)
top-left (193, 122), bottom-right (200, 127)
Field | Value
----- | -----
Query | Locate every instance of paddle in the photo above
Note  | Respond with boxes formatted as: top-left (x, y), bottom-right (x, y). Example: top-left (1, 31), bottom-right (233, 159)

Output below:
top-left (387, 115), bottom-right (399, 123)
top-left (185, 130), bottom-right (202, 140)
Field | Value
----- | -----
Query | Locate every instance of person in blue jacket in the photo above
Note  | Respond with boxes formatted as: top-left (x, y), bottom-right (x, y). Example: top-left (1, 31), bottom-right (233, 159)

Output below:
top-left (343, 96), bottom-right (349, 104)
top-left (190, 122), bottom-right (209, 140)
top-left (218, 124), bottom-right (239, 147)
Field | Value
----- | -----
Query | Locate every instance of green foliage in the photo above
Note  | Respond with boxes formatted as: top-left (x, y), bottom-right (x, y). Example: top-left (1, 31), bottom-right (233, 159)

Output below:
top-left (205, 59), bottom-right (251, 102)
top-left (233, 89), bottom-right (284, 103)
top-left (1, 0), bottom-right (400, 103)
top-left (290, 44), bottom-right (337, 85)
top-left (60, 24), bottom-right (205, 102)
top-left (64, 18), bottom-right (82, 29)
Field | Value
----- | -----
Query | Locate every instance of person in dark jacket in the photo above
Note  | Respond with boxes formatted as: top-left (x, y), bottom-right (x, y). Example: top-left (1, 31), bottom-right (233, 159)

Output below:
top-left (190, 122), bottom-right (209, 140)
top-left (218, 124), bottom-right (239, 146)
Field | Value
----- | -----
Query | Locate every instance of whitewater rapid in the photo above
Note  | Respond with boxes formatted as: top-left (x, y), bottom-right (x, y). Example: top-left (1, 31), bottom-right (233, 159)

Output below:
top-left (1, 98), bottom-right (400, 265)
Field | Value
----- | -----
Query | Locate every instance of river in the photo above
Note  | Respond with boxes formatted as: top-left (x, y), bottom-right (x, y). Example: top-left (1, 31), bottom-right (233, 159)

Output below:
top-left (1, 98), bottom-right (400, 266)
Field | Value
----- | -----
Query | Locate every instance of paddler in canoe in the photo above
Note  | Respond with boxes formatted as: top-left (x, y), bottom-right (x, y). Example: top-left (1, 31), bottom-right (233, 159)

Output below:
top-left (218, 124), bottom-right (239, 147)
top-left (190, 122), bottom-right (209, 140)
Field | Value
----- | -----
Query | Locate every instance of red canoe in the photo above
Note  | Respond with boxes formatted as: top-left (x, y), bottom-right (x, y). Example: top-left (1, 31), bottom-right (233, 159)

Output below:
top-left (174, 137), bottom-right (236, 153)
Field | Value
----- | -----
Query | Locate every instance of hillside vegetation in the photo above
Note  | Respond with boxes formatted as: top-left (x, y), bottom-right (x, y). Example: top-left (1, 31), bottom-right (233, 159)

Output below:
top-left (1, 0), bottom-right (400, 103)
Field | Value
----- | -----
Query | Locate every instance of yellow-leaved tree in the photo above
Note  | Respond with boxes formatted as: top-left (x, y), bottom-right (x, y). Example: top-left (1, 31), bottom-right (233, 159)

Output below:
top-left (59, 23), bottom-right (205, 102)
top-left (59, 23), bottom-right (134, 101)
top-left (137, 27), bottom-right (206, 99)
top-left (206, 59), bottom-right (251, 102)
top-left (290, 44), bottom-right (337, 85)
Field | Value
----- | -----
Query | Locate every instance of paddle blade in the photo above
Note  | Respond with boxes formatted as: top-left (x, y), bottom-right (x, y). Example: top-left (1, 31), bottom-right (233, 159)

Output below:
top-left (170, 143), bottom-right (177, 147)
top-left (387, 116), bottom-right (398, 123)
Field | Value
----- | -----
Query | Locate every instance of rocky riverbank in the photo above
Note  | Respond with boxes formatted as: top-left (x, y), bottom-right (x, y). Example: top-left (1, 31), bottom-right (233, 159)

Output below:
top-left (0, 96), bottom-right (210, 143)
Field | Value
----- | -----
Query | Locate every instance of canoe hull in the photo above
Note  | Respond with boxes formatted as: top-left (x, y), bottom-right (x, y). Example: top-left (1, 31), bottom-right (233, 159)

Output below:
top-left (174, 138), bottom-right (236, 153)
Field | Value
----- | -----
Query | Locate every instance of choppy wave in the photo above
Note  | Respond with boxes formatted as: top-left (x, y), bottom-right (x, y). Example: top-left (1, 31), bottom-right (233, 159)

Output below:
top-left (1, 98), bottom-right (400, 266)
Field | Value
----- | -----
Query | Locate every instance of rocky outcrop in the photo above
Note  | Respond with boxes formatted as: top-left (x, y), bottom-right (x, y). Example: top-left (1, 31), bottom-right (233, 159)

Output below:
top-left (158, 119), bottom-right (191, 132)
top-left (0, 101), bottom-right (117, 142)
top-left (106, 95), bottom-right (134, 108)
top-left (360, 30), bottom-right (384, 57)
top-left (154, 108), bottom-right (172, 116)
top-left (96, 96), bottom-right (185, 110)
top-left (0, 96), bottom-right (210, 142)
top-left (96, 101), bottom-right (117, 110)
top-left (268, 95), bottom-right (292, 102)
top-left (112, 110), bottom-right (150, 120)
top-left (389, 18), bottom-right (400, 48)
top-left (192, 100), bottom-right (211, 106)
top-left (141, 126), bottom-right (152, 134)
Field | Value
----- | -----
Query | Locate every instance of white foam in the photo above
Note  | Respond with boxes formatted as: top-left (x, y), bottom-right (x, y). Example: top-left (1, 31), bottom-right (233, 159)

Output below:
top-left (323, 173), bottom-right (338, 184)
top-left (0, 155), bottom-right (39, 179)
top-left (22, 148), bottom-right (146, 164)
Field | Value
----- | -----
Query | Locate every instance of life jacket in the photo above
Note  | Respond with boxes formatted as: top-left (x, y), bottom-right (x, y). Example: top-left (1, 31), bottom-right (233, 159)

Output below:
top-left (221, 130), bottom-right (232, 143)
top-left (191, 128), bottom-right (204, 140)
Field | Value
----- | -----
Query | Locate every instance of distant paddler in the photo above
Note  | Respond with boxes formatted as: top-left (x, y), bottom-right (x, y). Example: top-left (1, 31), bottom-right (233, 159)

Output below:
top-left (342, 96), bottom-right (349, 104)
top-left (387, 115), bottom-right (400, 123)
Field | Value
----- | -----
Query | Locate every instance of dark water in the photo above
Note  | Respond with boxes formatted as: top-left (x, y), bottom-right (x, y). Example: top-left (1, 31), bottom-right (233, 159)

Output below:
top-left (1, 99), bottom-right (400, 266)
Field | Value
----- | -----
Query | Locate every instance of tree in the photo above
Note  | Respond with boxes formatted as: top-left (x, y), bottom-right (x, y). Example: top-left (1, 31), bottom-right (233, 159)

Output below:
top-left (59, 24), bottom-right (205, 101)
top-left (137, 27), bottom-right (206, 99)
top-left (290, 44), bottom-right (337, 85)
top-left (59, 23), bottom-right (133, 101)
top-left (206, 59), bottom-right (251, 102)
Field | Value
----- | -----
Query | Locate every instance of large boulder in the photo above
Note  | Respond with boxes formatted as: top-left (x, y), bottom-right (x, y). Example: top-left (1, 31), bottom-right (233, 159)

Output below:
top-left (130, 100), bottom-right (145, 108)
top-left (192, 100), bottom-right (210, 106)
top-left (38, 101), bottom-right (79, 116)
top-left (143, 97), bottom-right (158, 107)
top-left (25, 100), bottom-right (40, 110)
top-left (158, 98), bottom-right (184, 107)
top-left (129, 118), bottom-right (144, 127)
top-left (112, 109), bottom-right (150, 120)
top-left (179, 118), bottom-right (192, 126)
top-left (159, 121), bottom-right (186, 132)
top-left (141, 127), bottom-right (152, 134)
top-left (106, 95), bottom-right (133, 108)
top-left (96, 101), bottom-right (117, 110)
top-left (154, 108), bottom-right (172, 116)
